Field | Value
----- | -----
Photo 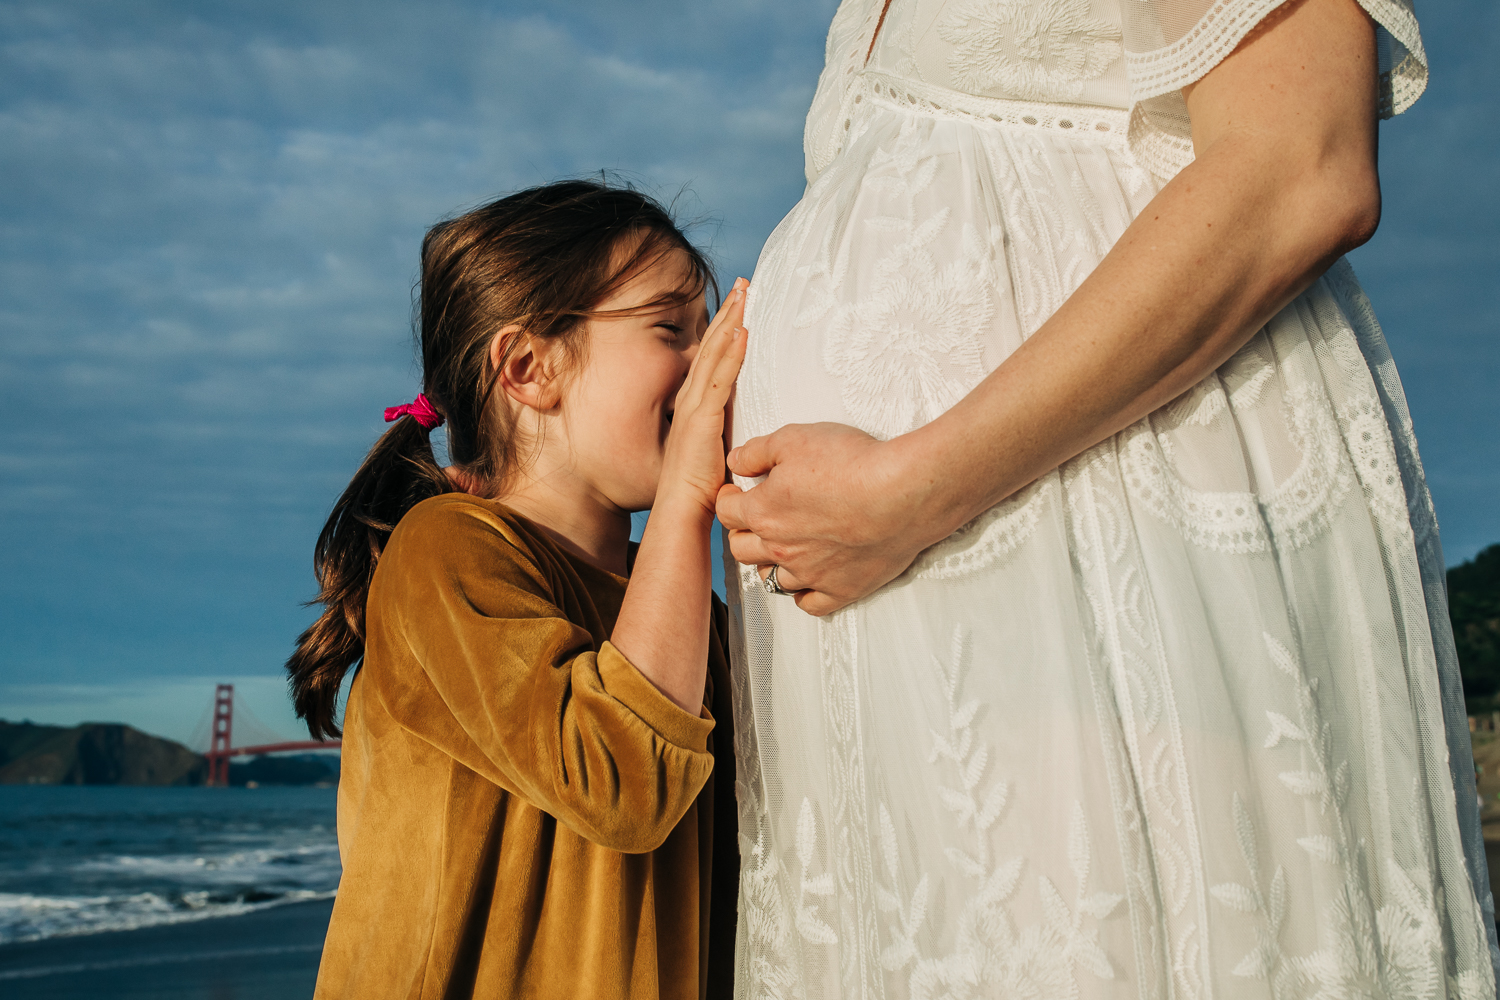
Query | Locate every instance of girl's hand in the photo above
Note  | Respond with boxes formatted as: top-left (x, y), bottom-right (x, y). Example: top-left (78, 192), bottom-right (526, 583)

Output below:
top-left (654, 278), bottom-right (749, 520)
top-left (715, 423), bottom-right (950, 616)
top-left (614, 280), bottom-right (747, 714)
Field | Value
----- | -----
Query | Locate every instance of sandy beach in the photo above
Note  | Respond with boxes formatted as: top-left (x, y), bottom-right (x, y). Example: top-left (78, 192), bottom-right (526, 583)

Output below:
top-left (0, 898), bottom-right (334, 1000)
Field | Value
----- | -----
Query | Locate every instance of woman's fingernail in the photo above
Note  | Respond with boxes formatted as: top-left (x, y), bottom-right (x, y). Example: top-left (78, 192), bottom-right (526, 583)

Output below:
top-left (727, 447), bottom-right (740, 466)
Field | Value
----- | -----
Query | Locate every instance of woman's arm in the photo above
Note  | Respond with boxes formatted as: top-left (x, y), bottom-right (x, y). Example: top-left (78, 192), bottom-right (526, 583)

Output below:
top-left (717, 0), bottom-right (1380, 616)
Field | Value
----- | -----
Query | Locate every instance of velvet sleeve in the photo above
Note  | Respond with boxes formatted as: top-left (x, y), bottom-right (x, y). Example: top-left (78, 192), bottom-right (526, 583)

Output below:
top-left (363, 499), bottom-right (716, 854)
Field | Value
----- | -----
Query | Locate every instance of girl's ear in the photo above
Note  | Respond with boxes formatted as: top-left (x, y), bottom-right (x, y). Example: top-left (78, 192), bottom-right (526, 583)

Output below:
top-left (492, 324), bottom-right (563, 412)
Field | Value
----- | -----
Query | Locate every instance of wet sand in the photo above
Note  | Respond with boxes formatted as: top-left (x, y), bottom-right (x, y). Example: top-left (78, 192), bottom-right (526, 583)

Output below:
top-left (0, 898), bottom-right (334, 1000)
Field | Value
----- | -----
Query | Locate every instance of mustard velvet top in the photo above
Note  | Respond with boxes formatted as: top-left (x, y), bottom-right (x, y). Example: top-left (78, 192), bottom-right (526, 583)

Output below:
top-left (314, 494), bottom-right (738, 1000)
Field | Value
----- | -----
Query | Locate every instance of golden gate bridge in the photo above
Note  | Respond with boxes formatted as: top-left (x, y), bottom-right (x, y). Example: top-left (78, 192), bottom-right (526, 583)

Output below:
top-left (188, 684), bottom-right (339, 786)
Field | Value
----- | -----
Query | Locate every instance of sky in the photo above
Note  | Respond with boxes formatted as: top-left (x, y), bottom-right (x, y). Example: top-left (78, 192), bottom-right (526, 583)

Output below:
top-left (1, 0), bottom-right (1496, 746)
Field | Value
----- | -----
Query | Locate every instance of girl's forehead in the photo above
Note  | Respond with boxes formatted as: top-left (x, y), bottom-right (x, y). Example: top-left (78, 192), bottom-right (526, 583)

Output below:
top-left (600, 245), bottom-right (706, 313)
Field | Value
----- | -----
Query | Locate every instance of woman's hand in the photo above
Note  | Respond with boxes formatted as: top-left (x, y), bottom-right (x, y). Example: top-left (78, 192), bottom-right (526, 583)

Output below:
top-left (716, 423), bottom-right (952, 616)
top-left (654, 279), bottom-right (748, 521)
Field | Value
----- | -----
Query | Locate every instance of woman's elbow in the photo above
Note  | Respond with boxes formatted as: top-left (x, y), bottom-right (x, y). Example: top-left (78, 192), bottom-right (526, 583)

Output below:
top-left (1336, 170), bottom-right (1381, 252)
top-left (1305, 157), bottom-right (1382, 256)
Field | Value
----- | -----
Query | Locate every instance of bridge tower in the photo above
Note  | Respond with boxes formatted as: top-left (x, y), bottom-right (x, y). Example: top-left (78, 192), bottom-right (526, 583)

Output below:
top-left (207, 683), bottom-right (234, 787)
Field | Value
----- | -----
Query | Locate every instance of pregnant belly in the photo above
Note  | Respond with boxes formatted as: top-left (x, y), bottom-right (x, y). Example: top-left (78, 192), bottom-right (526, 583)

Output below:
top-left (734, 110), bottom-right (1154, 447)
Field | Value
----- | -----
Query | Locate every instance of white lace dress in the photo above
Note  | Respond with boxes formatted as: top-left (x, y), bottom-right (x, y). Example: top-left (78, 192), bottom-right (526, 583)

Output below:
top-left (726, 0), bottom-right (1500, 997)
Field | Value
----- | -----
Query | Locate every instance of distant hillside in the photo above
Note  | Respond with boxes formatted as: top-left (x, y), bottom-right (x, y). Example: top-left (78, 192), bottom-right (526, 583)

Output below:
top-left (1453, 544), bottom-right (1500, 703)
top-left (0, 719), bottom-right (206, 786)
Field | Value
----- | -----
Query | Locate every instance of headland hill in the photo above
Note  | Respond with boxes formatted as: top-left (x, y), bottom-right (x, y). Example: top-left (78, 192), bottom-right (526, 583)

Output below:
top-left (0, 719), bottom-right (338, 787)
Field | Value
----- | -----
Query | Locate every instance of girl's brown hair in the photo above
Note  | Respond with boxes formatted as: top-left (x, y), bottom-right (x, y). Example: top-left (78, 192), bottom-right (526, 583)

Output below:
top-left (287, 179), bottom-right (716, 739)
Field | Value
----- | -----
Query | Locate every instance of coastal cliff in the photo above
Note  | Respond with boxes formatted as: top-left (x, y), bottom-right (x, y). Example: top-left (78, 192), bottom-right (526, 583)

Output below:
top-left (0, 720), bottom-right (206, 786)
top-left (1453, 543), bottom-right (1500, 703)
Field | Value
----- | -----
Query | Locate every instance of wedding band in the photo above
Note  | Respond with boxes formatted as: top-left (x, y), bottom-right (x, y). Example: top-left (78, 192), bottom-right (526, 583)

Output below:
top-left (764, 565), bottom-right (791, 596)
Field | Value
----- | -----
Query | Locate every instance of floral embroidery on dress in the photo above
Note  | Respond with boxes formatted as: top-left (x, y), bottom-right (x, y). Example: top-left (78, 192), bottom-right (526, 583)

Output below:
top-left (740, 827), bottom-right (809, 1000)
top-left (1207, 633), bottom-right (1490, 999)
top-left (1118, 311), bottom-right (1388, 557)
top-left (937, 0), bottom-right (1121, 102)
top-left (908, 478), bottom-right (1056, 580)
top-left (1063, 447), bottom-right (1209, 997)
top-left (873, 626), bottom-right (1125, 999)
top-left (805, 121), bottom-right (998, 440)
top-left (793, 800), bottom-right (839, 945)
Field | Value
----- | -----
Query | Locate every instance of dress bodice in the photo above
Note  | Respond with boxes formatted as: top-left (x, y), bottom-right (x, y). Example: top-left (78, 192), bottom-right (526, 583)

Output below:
top-left (803, 0), bottom-right (1428, 183)
top-left (865, 0), bottom-right (1133, 109)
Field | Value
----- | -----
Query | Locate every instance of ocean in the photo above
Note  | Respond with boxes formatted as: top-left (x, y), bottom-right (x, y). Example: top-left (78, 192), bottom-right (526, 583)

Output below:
top-left (0, 786), bottom-right (339, 945)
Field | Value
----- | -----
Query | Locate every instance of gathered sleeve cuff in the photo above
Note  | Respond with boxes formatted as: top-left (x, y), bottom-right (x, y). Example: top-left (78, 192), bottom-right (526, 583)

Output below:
top-left (1120, 0), bottom-right (1427, 180)
top-left (596, 641), bottom-right (716, 751)
top-left (365, 497), bottom-right (716, 854)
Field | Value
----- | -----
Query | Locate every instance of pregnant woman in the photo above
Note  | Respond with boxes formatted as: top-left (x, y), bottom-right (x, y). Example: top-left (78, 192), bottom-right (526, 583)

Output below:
top-left (717, 0), bottom-right (1498, 995)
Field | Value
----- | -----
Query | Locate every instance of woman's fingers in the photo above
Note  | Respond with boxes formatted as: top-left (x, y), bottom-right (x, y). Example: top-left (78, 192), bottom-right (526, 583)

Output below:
top-left (753, 559), bottom-right (849, 616)
top-left (725, 432), bottom-right (779, 478)
top-left (725, 526), bottom-right (778, 567)
top-left (715, 483), bottom-right (750, 531)
top-left (757, 563), bottom-right (805, 593)
top-left (794, 591), bottom-right (847, 617)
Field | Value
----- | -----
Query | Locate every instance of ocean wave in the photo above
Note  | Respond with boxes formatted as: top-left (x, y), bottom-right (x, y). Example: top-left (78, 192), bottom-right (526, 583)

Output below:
top-left (72, 843), bottom-right (342, 883)
top-left (0, 888), bottom-right (336, 945)
top-left (0, 785), bottom-right (342, 945)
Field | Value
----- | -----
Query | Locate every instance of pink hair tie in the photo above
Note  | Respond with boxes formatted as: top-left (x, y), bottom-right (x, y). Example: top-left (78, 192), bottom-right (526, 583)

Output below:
top-left (384, 393), bottom-right (444, 430)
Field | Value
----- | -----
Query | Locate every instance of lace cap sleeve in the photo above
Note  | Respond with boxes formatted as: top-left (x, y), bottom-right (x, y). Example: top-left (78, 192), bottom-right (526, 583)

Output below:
top-left (1123, 0), bottom-right (1428, 178)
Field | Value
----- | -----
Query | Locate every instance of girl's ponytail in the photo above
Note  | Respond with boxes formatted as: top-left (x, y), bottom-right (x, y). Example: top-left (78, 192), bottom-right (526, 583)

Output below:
top-left (288, 412), bottom-right (450, 739)
top-left (286, 179), bottom-right (717, 739)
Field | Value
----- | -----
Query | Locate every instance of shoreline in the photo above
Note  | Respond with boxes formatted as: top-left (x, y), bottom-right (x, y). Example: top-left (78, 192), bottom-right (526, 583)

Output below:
top-left (0, 897), bottom-right (334, 1000)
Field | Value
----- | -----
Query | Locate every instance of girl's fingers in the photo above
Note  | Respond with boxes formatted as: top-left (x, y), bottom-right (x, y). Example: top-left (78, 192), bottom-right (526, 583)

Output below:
top-left (704, 280), bottom-right (748, 343)
top-left (673, 281), bottom-right (747, 422)
top-left (698, 280), bottom-right (747, 372)
top-left (678, 325), bottom-right (723, 406)
top-left (705, 327), bottom-right (746, 402)
top-left (682, 318), bottom-right (742, 410)
top-left (683, 326), bottom-right (743, 417)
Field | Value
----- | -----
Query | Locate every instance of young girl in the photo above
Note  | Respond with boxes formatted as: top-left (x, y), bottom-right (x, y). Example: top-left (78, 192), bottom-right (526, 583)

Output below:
top-left (286, 180), bottom-right (747, 1000)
